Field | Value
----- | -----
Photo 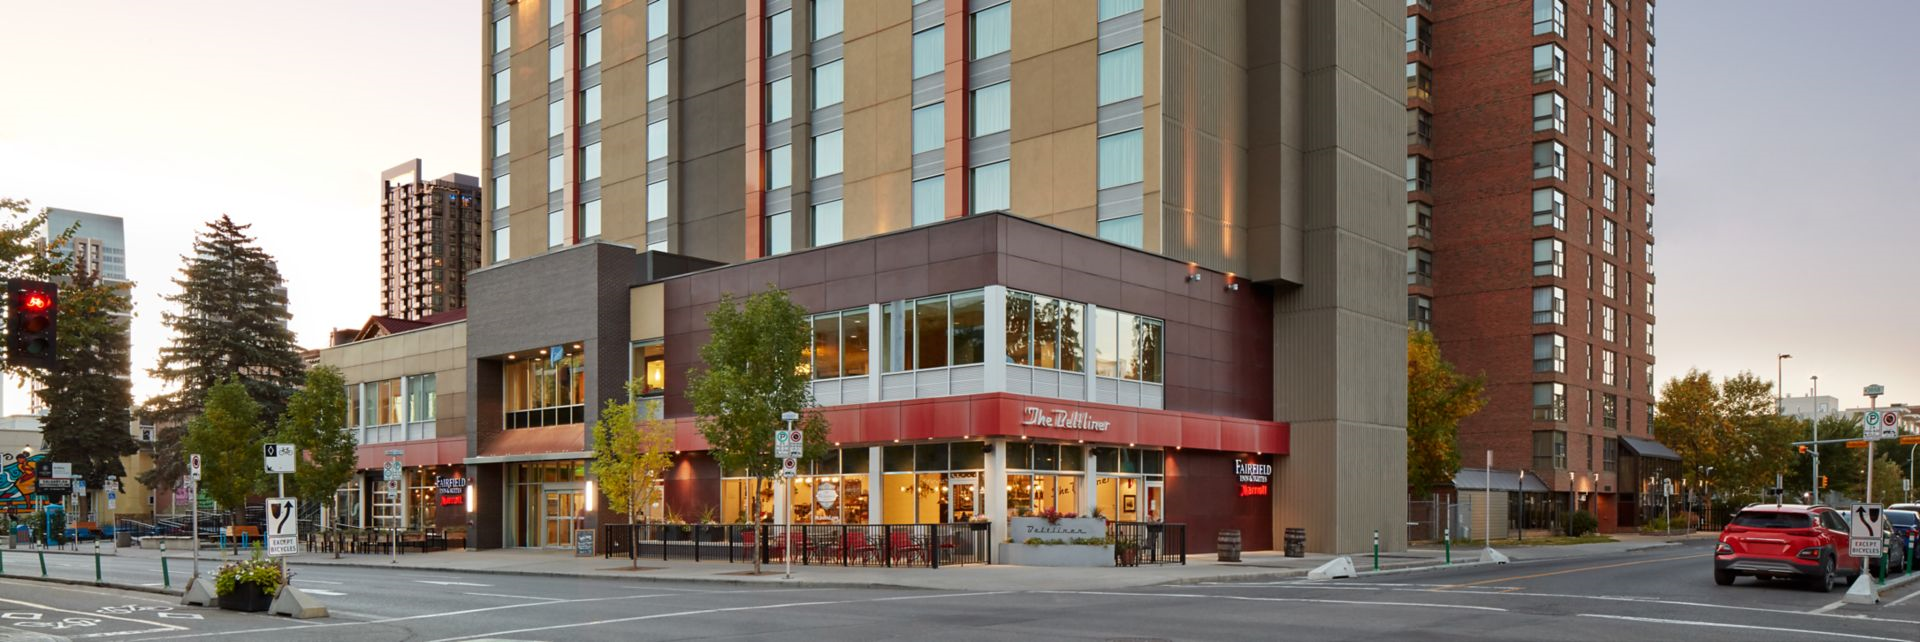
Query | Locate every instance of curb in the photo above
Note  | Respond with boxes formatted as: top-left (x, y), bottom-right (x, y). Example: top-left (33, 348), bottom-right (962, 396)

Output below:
top-left (0, 573), bottom-right (183, 597)
top-left (277, 558), bottom-right (924, 591)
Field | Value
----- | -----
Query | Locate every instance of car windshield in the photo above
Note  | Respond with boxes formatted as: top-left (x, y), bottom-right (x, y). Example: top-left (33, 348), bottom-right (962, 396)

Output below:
top-left (1888, 510), bottom-right (1919, 527)
top-left (1731, 511), bottom-right (1813, 529)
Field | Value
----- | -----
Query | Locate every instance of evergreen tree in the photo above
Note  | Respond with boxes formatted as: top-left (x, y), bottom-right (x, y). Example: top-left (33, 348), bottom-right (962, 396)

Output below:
top-left (36, 268), bottom-right (137, 490)
top-left (143, 216), bottom-right (305, 491)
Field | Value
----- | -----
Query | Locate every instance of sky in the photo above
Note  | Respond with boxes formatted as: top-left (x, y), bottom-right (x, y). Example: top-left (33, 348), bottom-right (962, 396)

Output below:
top-left (0, 2), bottom-right (1917, 414)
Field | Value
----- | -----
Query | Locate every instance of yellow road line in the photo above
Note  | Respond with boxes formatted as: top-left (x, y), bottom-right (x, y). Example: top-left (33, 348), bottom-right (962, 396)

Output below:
top-left (1443, 553), bottom-right (1709, 589)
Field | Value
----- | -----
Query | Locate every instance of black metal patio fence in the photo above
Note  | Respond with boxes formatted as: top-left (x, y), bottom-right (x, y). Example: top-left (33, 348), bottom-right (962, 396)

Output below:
top-left (1108, 522), bottom-right (1187, 566)
top-left (601, 523), bottom-right (992, 568)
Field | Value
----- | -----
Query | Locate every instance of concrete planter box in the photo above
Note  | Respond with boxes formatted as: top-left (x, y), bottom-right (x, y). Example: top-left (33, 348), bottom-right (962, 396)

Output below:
top-left (138, 536), bottom-right (198, 551)
top-left (999, 542), bottom-right (1114, 567)
top-left (1009, 517), bottom-right (1107, 543)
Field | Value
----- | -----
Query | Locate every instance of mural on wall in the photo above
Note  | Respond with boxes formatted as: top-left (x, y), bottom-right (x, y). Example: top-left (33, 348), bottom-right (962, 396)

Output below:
top-left (0, 451), bottom-right (49, 512)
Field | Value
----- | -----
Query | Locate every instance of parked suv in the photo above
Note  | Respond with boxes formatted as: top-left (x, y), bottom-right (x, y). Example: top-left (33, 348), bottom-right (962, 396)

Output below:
top-left (1715, 505), bottom-right (1861, 592)
top-left (1887, 509), bottom-right (1918, 569)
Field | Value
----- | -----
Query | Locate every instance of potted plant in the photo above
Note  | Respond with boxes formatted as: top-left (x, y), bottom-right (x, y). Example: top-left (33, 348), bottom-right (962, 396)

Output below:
top-left (1116, 538), bottom-right (1141, 567)
top-left (969, 516), bottom-right (992, 531)
top-left (213, 555), bottom-right (283, 612)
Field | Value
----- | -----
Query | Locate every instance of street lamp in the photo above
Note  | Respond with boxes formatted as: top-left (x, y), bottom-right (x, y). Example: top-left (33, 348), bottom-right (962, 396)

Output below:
top-left (1810, 374), bottom-right (1821, 501)
top-left (1776, 353), bottom-right (1793, 414)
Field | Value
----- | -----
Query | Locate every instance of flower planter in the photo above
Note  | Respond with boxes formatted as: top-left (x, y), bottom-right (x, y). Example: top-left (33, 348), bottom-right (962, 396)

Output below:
top-left (999, 543), bottom-right (1115, 567)
top-left (217, 585), bottom-right (276, 612)
top-left (969, 521), bottom-right (991, 532)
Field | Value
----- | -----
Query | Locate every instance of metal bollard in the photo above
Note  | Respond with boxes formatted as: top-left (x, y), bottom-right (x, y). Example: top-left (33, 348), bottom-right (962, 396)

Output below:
top-left (1444, 528), bottom-right (1451, 565)
top-left (94, 540), bottom-right (101, 583)
top-left (1372, 529), bottom-right (1380, 572)
top-left (37, 550), bottom-right (46, 578)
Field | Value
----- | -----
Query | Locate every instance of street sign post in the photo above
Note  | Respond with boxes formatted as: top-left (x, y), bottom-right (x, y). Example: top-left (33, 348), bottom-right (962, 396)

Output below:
top-left (264, 443), bottom-right (296, 474)
top-left (189, 454), bottom-right (201, 481)
top-left (1850, 504), bottom-right (1883, 559)
top-left (265, 497), bottom-right (298, 557)
top-left (384, 452), bottom-right (402, 564)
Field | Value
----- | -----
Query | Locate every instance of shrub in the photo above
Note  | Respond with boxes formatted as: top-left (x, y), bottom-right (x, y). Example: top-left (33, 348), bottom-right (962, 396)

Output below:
top-left (213, 555), bottom-right (284, 597)
top-left (1561, 510), bottom-right (1599, 537)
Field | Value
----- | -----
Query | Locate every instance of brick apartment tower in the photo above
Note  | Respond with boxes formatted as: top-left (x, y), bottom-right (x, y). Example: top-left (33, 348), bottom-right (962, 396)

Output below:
top-left (382, 159), bottom-right (485, 320)
top-left (1407, 0), bottom-right (1658, 530)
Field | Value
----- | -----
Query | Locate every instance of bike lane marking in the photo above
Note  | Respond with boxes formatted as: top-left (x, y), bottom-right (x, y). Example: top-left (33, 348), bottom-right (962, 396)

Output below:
top-left (0, 595), bottom-right (188, 638)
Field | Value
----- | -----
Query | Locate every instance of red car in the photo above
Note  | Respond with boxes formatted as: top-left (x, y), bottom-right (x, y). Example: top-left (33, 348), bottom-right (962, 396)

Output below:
top-left (1715, 504), bottom-right (1862, 592)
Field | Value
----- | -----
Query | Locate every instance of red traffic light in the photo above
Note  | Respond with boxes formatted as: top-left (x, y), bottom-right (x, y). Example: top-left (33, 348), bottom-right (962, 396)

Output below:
top-left (20, 292), bottom-right (49, 312)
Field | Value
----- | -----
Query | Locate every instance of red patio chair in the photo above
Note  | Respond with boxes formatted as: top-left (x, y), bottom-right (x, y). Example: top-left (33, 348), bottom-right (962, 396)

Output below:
top-left (888, 530), bottom-right (924, 565)
top-left (843, 531), bottom-right (877, 565)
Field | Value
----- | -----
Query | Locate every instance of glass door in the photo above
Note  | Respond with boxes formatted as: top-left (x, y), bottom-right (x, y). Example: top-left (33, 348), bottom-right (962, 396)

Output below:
top-left (542, 485), bottom-right (584, 548)
top-left (1145, 481), bottom-right (1163, 522)
top-left (949, 477), bottom-right (978, 523)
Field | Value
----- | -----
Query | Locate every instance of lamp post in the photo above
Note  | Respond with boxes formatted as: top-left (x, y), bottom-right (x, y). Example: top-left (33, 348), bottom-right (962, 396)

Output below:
top-left (1811, 374), bottom-right (1821, 501)
top-left (1776, 353), bottom-right (1792, 414)
top-left (1567, 470), bottom-right (1576, 535)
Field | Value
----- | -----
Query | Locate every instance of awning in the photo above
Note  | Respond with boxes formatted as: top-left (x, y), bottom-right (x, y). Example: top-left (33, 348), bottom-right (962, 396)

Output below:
top-left (1620, 436), bottom-right (1681, 461)
top-left (1452, 468), bottom-right (1553, 493)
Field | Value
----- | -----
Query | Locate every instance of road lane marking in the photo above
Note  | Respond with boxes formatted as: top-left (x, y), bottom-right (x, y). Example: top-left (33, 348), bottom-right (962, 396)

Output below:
top-left (0, 596), bottom-right (187, 635)
top-left (291, 578), bottom-right (344, 585)
top-left (130, 592), bottom-right (699, 639)
top-left (301, 589), bottom-right (347, 597)
top-left (462, 592), bottom-right (563, 602)
top-left (1811, 599), bottom-right (1847, 614)
top-left (423, 591), bottom-right (1016, 642)
top-left (1444, 553), bottom-right (1708, 588)
top-left (1199, 582), bottom-right (1920, 626)
top-left (414, 580), bottom-right (491, 587)
top-left (1884, 587), bottom-right (1920, 608)
top-left (1576, 613), bottom-right (1910, 641)
top-left (1035, 590), bottom-right (1507, 613)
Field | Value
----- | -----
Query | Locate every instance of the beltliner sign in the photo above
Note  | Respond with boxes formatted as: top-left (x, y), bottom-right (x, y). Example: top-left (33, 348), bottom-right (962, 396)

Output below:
top-left (1021, 407), bottom-right (1110, 432)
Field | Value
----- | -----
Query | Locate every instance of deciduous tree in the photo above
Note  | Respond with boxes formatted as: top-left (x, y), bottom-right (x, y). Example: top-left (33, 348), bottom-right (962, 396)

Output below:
top-left (273, 366), bottom-right (358, 554)
top-left (182, 379), bottom-right (265, 515)
top-left (686, 287), bottom-right (827, 574)
top-left (144, 216), bottom-right (305, 491)
top-left (1406, 330), bottom-right (1484, 496)
top-left (593, 380), bottom-right (676, 569)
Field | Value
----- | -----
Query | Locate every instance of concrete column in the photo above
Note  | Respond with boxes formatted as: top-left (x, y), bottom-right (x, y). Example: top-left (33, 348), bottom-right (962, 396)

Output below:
top-left (867, 303), bottom-right (884, 401)
top-left (984, 286), bottom-right (1007, 393)
top-left (986, 439), bottom-right (1007, 542)
top-left (866, 446), bottom-right (883, 525)
top-left (1080, 446), bottom-right (1097, 516)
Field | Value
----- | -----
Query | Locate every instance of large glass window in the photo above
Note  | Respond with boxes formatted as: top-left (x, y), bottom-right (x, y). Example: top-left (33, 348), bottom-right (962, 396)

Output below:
top-left (503, 349), bottom-right (587, 429)
top-left (647, 0), bottom-right (668, 40)
top-left (550, 43), bottom-right (565, 82)
top-left (1098, 215), bottom-right (1143, 249)
top-left (1407, 155), bottom-right (1432, 192)
top-left (1408, 294), bottom-right (1433, 331)
top-left (549, 99), bottom-right (565, 137)
top-left (1533, 188), bottom-right (1566, 230)
top-left (1003, 291), bottom-right (1088, 374)
top-left (1532, 141), bottom-right (1566, 180)
top-left (1533, 92), bottom-right (1566, 133)
top-left (1532, 383), bottom-right (1567, 422)
top-left (581, 82), bottom-right (602, 123)
top-left (972, 82), bottom-right (1010, 136)
top-left (1099, 0), bottom-right (1143, 20)
top-left (647, 179), bottom-right (669, 221)
top-left (1098, 44), bottom-right (1143, 105)
top-left (630, 341), bottom-right (667, 399)
top-left (768, 76), bottom-right (793, 123)
top-left (1532, 238), bottom-right (1564, 277)
top-left (493, 173), bottom-right (510, 211)
top-left (912, 26), bottom-right (944, 79)
top-left (912, 102), bottom-right (945, 154)
top-left (493, 121), bottom-right (511, 157)
top-left (912, 176), bottom-right (944, 226)
top-left (813, 200), bottom-right (843, 246)
top-left (1091, 306), bottom-right (1163, 382)
top-left (1098, 130), bottom-right (1144, 189)
top-left (407, 374), bottom-right (437, 422)
top-left (1406, 62), bottom-right (1432, 101)
top-left (582, 28), bottom-right (602, 67)
top-left (1533, 334), bottom-right (1566, 373)
top-left (551, 0), bottom-right (565, 27)
top-left (492, 226), bottom-right (510, 263)
top-left (768, 10), bottom-right (792, 56)
top-left (548, 209), bottom-right (566, 247)
top-left (813, 59), bottom-right (843, 109)
top-left (580, 142), bottom-right (601, 181)
top-left (882, 291), bottom-right (986, 373)
top-left (808, 308), bottom-right (869, 380)
top-left (972, 161), bottom-right (1010, 214)
top-left (768, 144), bottom-right (792, 190)
top-left (494, 69), bottom-right (511, 105)
top-left (1534, 0), bottom-right (1566, 36)
top-left (648, 119), bottom-right (669, 160)
top-left (1532, 286), bottom-right (1566, 325)
top-left (1532, 43), bottom-right (1566, 85)
top-left (580, 199), bottom-right (601, 238)
top-left (766, 211), bottom-right (792, 255)
top-left (494, 16), bottom-right (511, 53)
top-left (1407, 248), bottom-right (1432, 285)
top-left (814, 0), bottom-right (843, 40)
top-left (648, 59), bottom-right (669, 101)
top-left (1532, 430), bottom-right (1567, 470)
top-left (971, 3), bottom-right (1010, 59)
top-left (814, 130), bottom-right (843, 178)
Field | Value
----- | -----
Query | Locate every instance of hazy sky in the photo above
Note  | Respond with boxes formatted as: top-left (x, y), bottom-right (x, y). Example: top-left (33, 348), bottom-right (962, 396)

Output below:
top-left (1, 2), bottom-right (1916, 414)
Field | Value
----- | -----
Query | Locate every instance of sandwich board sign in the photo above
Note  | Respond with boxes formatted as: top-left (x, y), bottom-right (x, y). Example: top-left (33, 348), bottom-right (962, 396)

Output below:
top-left (266, 497), bottom-right (298, 557)
top-left (1850, 504), bottom-right (1883, 558)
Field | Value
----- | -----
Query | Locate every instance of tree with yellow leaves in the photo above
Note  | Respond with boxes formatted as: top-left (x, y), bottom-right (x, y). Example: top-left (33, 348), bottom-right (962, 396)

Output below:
top-left (1407, 330), bottom-right (1485, 497)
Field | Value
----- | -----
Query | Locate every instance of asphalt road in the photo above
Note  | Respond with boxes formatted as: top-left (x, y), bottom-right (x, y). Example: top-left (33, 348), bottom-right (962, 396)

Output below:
top-left (0, 540), bottom-right (1913, 640)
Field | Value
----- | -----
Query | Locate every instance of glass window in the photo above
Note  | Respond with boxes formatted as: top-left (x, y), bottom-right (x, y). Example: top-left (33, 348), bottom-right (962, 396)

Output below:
top-left (1099, 0), bottom-right (1143, 20)
top-left (493, 69), bottom-right (510, 105)
top-left (815, 0), bottom-right (843, 40)
top-left (768, 144), bottom-right (792, 190)
top-left (503, 351), bottom-right (587, 428)
top-left (1027, 295), bottom-right (1084, 372)
top-left (912, 102), bottom-right (945, 154)
top-left (492, 226), bottom-right (510, 262)
top-left (1532, 43), bottom-right (1565, 84)
top-left (1095, 309), bottom-right (1120, 377)
top-left (768, 76), bottom-right (793, 123)
top-left (912, 26), bottom-right (944, 79)
top-left (1533, 0), bottom-right (1565, 37)
top-left (843, 310), bottom-right (869, 376)
top-left (1407, 202), bottom-right (1432, 239)
top-left (580, 83), bottom-right (601, 124)
top-left (914, 296), bottom-right (949, 369)
top-left (1098, 215), bottom-right (1144, 248)
top-left (1532, 238), bottom-right (1564, 277)
top-left (584, 0), bottom-right (600, 9)
top-left (1127, 316), bottom-right (1160, 382)
top-left (1602, 129), bottom-right (1616, 167)
top-left (580, 199), bottom-right (601, 238)
top-left (648, 0), bottom-right (668, 40)
top-left (1532, 188), bottom-right (1566, 229)
top-left (581, 142), bottom-right (601, 181)
top-left (1098, 130), bottom-right (1144, 189)
top-left (813, 59), bottom-right (843, 109)
top-left (766, 211), bottom-right (792, 255)
top-left (493, 173), bottom-right (510, 211)
top-left (1407, 155), bottom-right (1431, 192)
top-left (551, 0), bottom-right (565, 26)
top-left (1532, 383), bottom-right (1567, 422)
top-left (811, 314), bottom-right (840, 379)
top-left (647, 179), bottom-right (668, 221)
top-left (549, 44), bottom-right (565, 82)
top-left (549, 99), bottom-right (565, 137)
top-left (648, 59), bottom-right (669, 101)
top-left (813, 200), bottom-right (843, 246)
top-left (582, 28), bottom-right (602, 67)
top-left (549, 154), bottom-right (564, 193)
top-left (407, 374), bottom-right (437, 422)
top-left (972, 161), bottom-right (1010, 214)
top-left (1532, 141), bottom-right (1565, 180)
top-left (1005, 291), bottom-right (1033, 366)
top-left (648, 119), bottom-right (669, 160)
top-left (494, 16), bottom-right (511, 53)
top-left (1532, 286), bottom-right (1566, 325)
top-left (1406, 15), bottom-right (1430, 55)
top-left (548, 210), bottom-right (565, 247)
top-left (1407, 108), bottom-right (1432, 147)
top-left (1407, 248), bottom-right (1432, 285)
top-left (951, 290), bottom-right (985, 365)
top-left (1533, 92), bottom-right (1566, 133)
top-left (814, 130), bottom-right (843, 178)
top-left (1099, 44), bottom-right (1143, 105)
top-left (972, 3), bottom-right (1010, 59)
top-left (912, 176), bottom-right (944, 226)
top-left (1408, 294), bottom-right (1432, 331)
top-left (632, 342), bottom-right (667, 396)
top-left (1406, 62), bottom-right (1432, 102)
top-left (1534, 334), bottom-right (1566, 373)
top-left (768, 10), bottom-right (792, 56)
top-left (493, 121), bottom-right (511, 157)
top-left (972, 82), bottom-right (1010, 136)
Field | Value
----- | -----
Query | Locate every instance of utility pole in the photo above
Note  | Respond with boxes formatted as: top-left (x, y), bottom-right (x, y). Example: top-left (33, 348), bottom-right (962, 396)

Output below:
top-left (1812, 375), bottom-right (1821, 501)
top-left (1776, 353), bottom-right (1792, 414)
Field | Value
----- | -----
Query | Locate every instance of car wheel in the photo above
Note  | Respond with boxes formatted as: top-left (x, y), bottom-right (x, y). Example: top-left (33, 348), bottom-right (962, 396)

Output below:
top-left (1811, 556), bottom-right (1835, 593)
top-left (1714, 569), bottom-right (1735, 586)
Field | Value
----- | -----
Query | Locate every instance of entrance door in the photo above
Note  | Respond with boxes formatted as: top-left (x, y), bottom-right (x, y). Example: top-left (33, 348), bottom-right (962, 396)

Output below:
top-left (542, 485), bottom-right (584, 548)
top-left (948, 477), bottom-right (978, 523)
top-left (1144, 481), bottom-right (1163, 523)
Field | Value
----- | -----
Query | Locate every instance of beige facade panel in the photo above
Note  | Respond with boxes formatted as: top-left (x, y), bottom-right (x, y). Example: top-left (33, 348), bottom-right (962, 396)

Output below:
top-left (318, 321), bottom-right (470, 442)
top-left (629, 283), bottom-right (665, 341)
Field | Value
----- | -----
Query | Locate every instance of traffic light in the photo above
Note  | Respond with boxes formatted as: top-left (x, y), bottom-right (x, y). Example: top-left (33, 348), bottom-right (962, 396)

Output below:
top-left (7, 279), bottom-right (57, 370)
top-left (1820, 475), bottom-right (1829, 489)
top-left (1798, 445), bottom-right (1808, 454)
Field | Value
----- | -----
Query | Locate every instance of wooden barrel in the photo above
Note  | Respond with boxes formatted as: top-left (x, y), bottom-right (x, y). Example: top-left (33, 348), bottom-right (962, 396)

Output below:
top-left (1283, 527), bottom-right (1306, 557)
top-left (1217, 529), bottom-right (1242, 562)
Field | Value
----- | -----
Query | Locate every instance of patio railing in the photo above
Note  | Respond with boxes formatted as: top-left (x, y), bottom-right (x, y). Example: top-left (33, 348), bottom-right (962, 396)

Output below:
top-left (601, 523), bottom-right (991, 568)
top-left (1109, 522), bottom-right (1187, 566)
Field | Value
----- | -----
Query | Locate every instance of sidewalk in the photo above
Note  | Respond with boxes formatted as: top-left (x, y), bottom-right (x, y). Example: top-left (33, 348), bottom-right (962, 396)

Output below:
top-left (98, 538), bottom-right (1666, 592)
